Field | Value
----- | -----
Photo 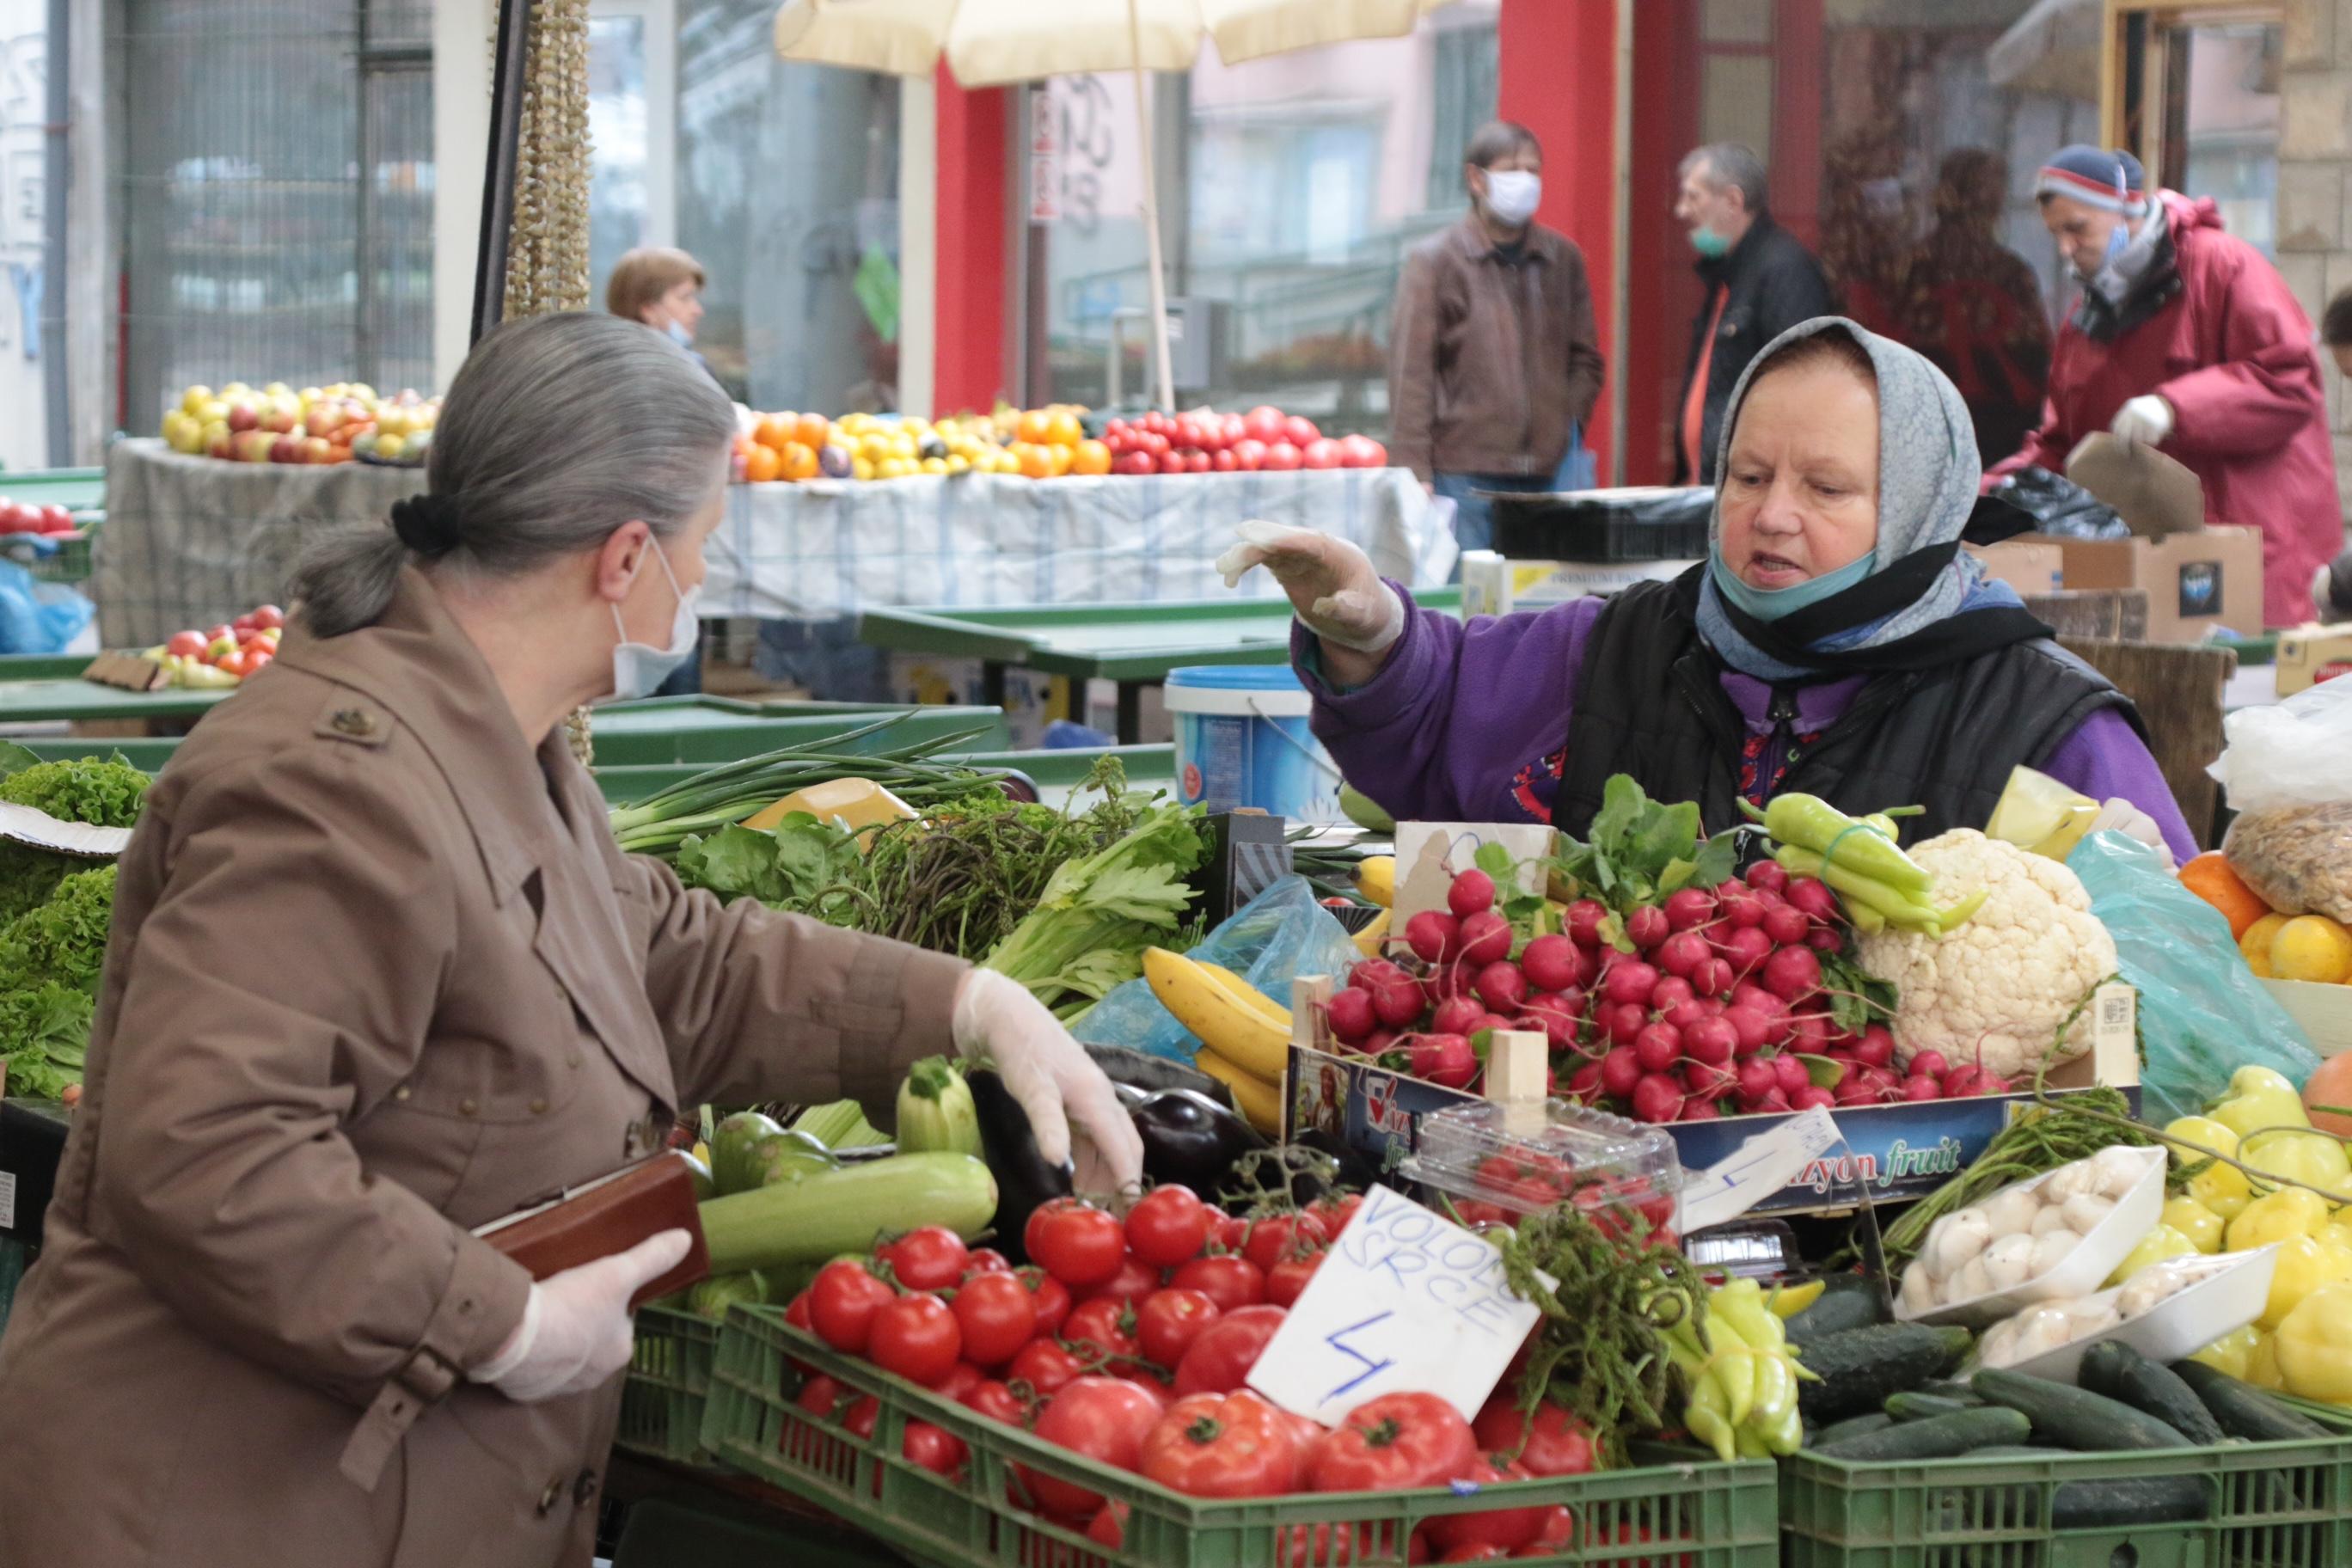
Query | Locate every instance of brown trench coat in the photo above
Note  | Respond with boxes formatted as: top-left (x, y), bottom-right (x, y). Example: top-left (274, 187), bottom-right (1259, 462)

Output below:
top-left (0, 569), bottom-right (967, 1568)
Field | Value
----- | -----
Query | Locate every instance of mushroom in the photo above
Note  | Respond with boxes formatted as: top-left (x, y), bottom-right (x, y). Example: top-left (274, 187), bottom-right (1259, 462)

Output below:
top-left (1982, 1187), bottom-right (2043, 1240)
top-left (2029, 1229), bottom-right (2081, 1277)
top-left (2092, 1145), bottom-right (2148, 1199)
top-left (2061, 1192), bottom-right (2117, 1238)
top-left (1982, 1234), bottom-right (2038, 1290)
top-left (1928, 1207), bottom-right (1994, 1279)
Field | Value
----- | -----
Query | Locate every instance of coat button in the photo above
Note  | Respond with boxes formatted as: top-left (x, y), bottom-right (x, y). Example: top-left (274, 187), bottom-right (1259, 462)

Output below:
top-left (392, 1085), bottom-right (411, 1101)
top-left (530, 1098), bottom-right (548, 1115)
top-left (458, 1098), bottom-right (479, 1118)
top-left (330, 707), bottom-right (376, 738)
top-left (536, 1477), bottom-right (563, 1516)
top-left (573, 1468), bottom-right (598, 1506)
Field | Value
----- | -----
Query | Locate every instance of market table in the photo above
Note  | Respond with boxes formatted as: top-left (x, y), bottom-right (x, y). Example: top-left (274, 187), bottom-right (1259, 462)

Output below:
top-left (855, 589), bottom-right (1462, 744)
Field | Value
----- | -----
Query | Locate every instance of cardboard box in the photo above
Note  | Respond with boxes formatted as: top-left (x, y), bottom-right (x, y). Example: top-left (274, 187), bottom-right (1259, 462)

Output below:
top-left (2025, 526), bottom-right (2264, 641)
top-left (2260, 977), bottom-right (2352, 1057)
top-left (1967, 541), bottom-right (2065, 597)
top-left (2275, 622), bottom-right (2352, 697)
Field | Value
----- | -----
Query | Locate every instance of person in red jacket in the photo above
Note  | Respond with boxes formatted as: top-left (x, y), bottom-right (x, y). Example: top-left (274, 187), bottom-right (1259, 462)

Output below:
top-left (1988, 145), bottom-right (2338, 627)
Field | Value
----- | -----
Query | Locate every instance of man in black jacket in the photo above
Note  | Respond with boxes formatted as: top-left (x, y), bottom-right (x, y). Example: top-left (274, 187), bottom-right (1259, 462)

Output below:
top-left (1673, 143), bottom-right (1834, 483)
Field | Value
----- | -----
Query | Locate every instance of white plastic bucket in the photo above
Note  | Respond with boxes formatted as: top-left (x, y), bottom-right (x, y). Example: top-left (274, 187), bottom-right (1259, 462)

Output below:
top-left (1163, 665), bottom-right (1341, 823)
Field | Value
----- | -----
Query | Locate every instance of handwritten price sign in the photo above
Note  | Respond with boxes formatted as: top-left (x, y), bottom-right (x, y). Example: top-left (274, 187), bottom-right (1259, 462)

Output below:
top-left (1246, 1185), bottom-right (1544, 1427)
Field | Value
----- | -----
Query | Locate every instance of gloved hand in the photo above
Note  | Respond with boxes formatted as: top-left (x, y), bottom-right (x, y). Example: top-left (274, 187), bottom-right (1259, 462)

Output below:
top-left (2091, 797), bottom-right (2176, 870)
top-left (1215, 521), bottom-right (1405, 654)
top-left (954, 970), bottom-right (1143, 1191)
top-left (2110, 395), bottom-right (2174, 447)
top-left (469, 1228), bottom-right (692, 1404)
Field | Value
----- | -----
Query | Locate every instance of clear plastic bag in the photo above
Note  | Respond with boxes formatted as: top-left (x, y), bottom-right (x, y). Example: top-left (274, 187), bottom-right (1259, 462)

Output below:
top-left (0, 564), bottom-right (93, 655)
top-left (2207, 682), bottom-right (2352, 922)
top-left (2067, 830), bottom-right (2321, 1123)
top-left (1074, 875), bottom-right (1362, 1062)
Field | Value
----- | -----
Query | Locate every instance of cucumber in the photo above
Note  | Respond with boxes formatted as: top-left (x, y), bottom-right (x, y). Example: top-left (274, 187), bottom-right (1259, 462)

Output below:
top-left (1785, 1275), bottom-right (1890, 1344)
top-left (1810, 1412), bottom-right (1895, 1449)
top-left (698, 1151), bottom-right (998, 1275)
top-left (1916, 1380), bottom-right (1987, 1406)
top-left (1971, 1369), bottom-right (2195, 1451)
top-left (1884, 1392), bottom-right (1979, 1423)
top-left (1796, 1323), bottom-right (1975, 1424)
top-left (1815, 1406), bottom-right (2030, 1461)
top-left (2052, 1473), bottom-right (2213, 1530)
top-left (2079, 1342), bottom-right (2224, 1445)
top-left (2171, 1361), bottom-right (2334, 1442)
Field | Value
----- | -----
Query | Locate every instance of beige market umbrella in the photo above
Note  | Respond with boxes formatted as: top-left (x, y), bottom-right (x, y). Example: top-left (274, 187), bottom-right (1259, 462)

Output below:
top-left (774, 0), bottom-right (1462, 411)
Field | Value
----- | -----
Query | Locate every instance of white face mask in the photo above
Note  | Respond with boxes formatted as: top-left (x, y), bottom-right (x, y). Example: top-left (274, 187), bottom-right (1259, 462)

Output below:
top-left (606, 542), bottom-right (699, 702)
top-left (1483, 168), bottom-right (1541, 228)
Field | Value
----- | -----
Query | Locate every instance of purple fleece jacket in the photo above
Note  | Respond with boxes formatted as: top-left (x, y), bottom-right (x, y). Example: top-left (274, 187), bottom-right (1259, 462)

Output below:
top-left (1298, 591), bottom-right (2199, 863)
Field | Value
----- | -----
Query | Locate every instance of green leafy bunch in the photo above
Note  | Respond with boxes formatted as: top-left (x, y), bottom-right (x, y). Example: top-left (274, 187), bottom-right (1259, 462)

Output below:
top-left (0, 752), bottom-right (150, 923)
top-left (1551, 775), bottom-right (1740, 929)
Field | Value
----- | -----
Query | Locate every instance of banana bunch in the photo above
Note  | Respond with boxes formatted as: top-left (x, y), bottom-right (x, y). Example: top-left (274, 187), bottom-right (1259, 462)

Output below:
top-left (1143, 947), bottom-right (1290, 1135)
top-left (1665, 1278), bottom-right (1809, 1461)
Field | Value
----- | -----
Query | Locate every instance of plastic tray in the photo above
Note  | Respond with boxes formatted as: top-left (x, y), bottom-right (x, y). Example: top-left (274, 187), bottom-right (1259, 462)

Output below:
top-left (1896, 1148), bottom-right (2166, 1329)
top-left (1404, 1097), bottom-right (1682, 1222)
top-left (617, 1304), bottom-right (725, 1467)
top-left (1781, 1396), bottom-right (2352, 1568)
top-left (701, 1302), bottom-right (1780, 1568)
top-left (1973, 1246), bottom-right (2278, 1386)
top-left (1487, 487), bottom-right (1712, 563)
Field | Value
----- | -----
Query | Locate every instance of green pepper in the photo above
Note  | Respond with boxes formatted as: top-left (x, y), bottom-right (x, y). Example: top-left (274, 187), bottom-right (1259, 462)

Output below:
top-left (1763, 793), bottom-right (1932, 894)
top-left (1774, 845), bottom-right (1944, 931)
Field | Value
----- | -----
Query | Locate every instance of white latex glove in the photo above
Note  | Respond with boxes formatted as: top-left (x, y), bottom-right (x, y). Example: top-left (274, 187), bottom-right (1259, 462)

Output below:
top-left (954, 969), bottom-right (1143, 1190)
top-left (2110, 395), bottom-right (2174, 447)
top-left (470, 1228), bottom-right (693, 1404)
top-left (2091, 798), bottom-right (2176, 870)
top-left (1216, 520), bottom-right (1406, 654)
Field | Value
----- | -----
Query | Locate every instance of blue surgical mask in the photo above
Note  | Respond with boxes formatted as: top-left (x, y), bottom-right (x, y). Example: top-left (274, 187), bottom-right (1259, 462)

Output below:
top-left (665, 319), bottom-right (695, 349)
top-left (1690, 225), bottom-right (1731, 259)
top-left (605, 544), bottom-right (700, 701)
top-left (1710, 550), bottom-right (1879, 622)
top-left (2103, 220), bottom-right (2129, 264)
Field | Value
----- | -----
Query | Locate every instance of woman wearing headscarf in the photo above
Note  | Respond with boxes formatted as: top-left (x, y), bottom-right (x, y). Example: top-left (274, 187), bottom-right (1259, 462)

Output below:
top-left (1221, 315), bottom-right (2195, 861)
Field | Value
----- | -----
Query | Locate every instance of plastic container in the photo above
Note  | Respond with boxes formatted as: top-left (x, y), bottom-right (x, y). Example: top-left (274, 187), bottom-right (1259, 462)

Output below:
top-left (1165, 665), bottom-right (1342, 824)
top-left (1486, 487), bottom-right (1712, 563)
top-left (1895, 1146), bottom-right (2166, 1328)
top-left (703, 1303), bottom-right (1781, 1568)
top-left (1971, 1246), bottom-right (2278, 1386)
top-left (617, 1304), bottom-right (725, 1467)
top-left (1400, 1098), bottom-right (1684, 1230)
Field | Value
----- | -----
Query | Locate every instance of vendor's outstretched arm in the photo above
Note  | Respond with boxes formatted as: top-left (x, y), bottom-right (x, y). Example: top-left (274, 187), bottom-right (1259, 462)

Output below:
top-left (2037, 707), bottom-right (2199, 864)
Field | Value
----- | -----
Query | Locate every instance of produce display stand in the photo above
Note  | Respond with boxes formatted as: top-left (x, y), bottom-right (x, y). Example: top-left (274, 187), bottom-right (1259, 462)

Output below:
top-left (0, 656), bottom-right (228, 729)
top-left (857, 590), bottom-right (1463, 745)
top-left (701, 1304), bottom-right (1780, 1568)
top-left (0, 467), bottom-right (105, 515)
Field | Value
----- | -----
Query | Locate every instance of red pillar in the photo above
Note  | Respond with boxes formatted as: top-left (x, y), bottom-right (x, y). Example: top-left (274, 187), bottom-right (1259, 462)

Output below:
top-left (1498, 0), bottom-right (1619, 479)
top-left (933, 68), bottom-right (1011, 415)
top-left (1623, 0), bottom-right (1703, 485)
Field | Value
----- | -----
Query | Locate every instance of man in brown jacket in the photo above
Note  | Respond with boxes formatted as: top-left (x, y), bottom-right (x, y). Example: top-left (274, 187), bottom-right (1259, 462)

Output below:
top-left (1387, 120), bottom-right (1606, 563)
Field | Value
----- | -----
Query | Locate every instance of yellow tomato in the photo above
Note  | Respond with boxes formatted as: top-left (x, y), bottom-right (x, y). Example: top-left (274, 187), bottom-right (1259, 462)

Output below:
top-left (2260, 1234), bottom-right (2352, 1330)
top-left (2105, 1225), bottom-right (2202, 1288)
top-left (2162, 1195), bottom-right (2227, 1254)
top-left (2230, 1187), bottom-right (2333, 1252)
top-left (2188, 1323), bottom-right (2261, 1381)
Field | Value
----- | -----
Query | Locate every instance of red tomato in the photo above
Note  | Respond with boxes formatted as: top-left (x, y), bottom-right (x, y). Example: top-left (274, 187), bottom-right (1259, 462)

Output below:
top-left (963, 1247), bottom-right (1013, 1277)
top-left (216, 649), bottom-right (253, 680)
top-left (1186, 449), bottom-right (1211, 473)
top-left (243, 648), bottom-right (275, 676)
top-left (1157, 450), bottom-right (1188, 475)
top-left (1211, 1211), bottom-right (1251, 1251)
top-left (1019, 1376), bottom-right (1166, 1515)
top-left (1083, 1253), bottom-right (1163, 1309)
top-left (1135, 1288), bottom-right (1222, 1368)
top-left (880, 1226), bottom-right (971, 1291)
top-left (251, 603), bottom-right (285, 630)
top-left (1314, 1193), bottom-right (1366, 1234)
top-left (1141, 1389), bottom-right (1302, 1498)
top-left (1063, 1296), bottom-right (1143, 1370)
top-left (1439, 1548), bottom-right (1510, 1563)
top-left (1212, 448), bottom-right (1239, 472)
top-left (166, 630), bottom-right (207, 658)
top-left (1471, 1398), bottom-right (1596, 1479)
top-left (794, 1374), bottom-right (846, 1421)
top-left (1308, 1391), bottom-right (1477, 1492)
top-left (1115, 450), bottom-right (1157, 476)
top-left (1263, 441), bottom-right (1303, 472)
top-left (1007, 1337), bottom-right (1086, 1397)
top-left (808, 1259), bottom-right (895, 1354)
top-left (39, 505), bottom-right (71, 535)
top-left (1302, 438), bottom-right (1342, 471)
top-left (1243, 405), bottom-right (1288, 445)
top-left (1173, 1304), bottom-right (1287, 1396)
top-left (961, 1377), bottom-right (1031, 1426)
top-left (1170, 1254), bottom-right (1265, 1314)
top-left (1087, 1500), bottom-right (1129, 1550)
top-left (937, 1362), bottom-right (984, 1403)
top-left (844, 1395), bottom-right (881, 1440)
top-left (867, 1293), bottom-right (963, 1386)
top-left (1020, 1268), bottom-right (1073, 1338)
top-left (784, 1289), bottom-right (815, 1334)
top-left (1278, 1522), bottom-right (1359, 1567)
top-left (1127, 1185), bottom-right (1211, 1267)
top-left (1232, 438), bottom-right (1268, 471)
top-left (902, 1419), bottom-right (968, 1479)
top-left (1511, 1506), bottom-right (1578, 1559)
top-left (1265, 1255), bottom-right (1321, 1308)
top-left (1427, 1459), bottom-right (1547, 1554)
top-left (1285, 414), bottom-right (1321, 447)
top-left (1026, 1199), bottom-right (1128, 1288)
top-left (1242, 1213), bottom-right (1330, 1274)
top-left (953, 1270), bottom-right (1039, 1367)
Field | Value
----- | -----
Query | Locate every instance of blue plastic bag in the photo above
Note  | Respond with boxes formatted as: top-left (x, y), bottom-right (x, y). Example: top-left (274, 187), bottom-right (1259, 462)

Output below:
top-left (1075, 875), bottom-right (1363, 1063)
top-left (2067, 830), bottom-right (2321, 1124)
top-left (0, 560), bottom-right (91, 655)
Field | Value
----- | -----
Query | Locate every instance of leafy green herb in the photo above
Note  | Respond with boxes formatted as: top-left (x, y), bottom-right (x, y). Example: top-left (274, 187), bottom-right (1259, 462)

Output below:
top-left (0, 756), bottom-right (150, 827)
top-left (0, 864), bottom-right (117, 995)
top-left (1553, 774), bottom-right (1741, 916)
top-left (674, 818), bottom-right (864, 919)
top-left (0, 979), bottom-right (91, 1099)
top-left (982, 793), bottom-right (1207, 1018)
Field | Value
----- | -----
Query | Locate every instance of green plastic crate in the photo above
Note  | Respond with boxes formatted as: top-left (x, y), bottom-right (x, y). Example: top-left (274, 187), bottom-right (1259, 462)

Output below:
top-left (701, 1302), bottom-right (1779, 1568)
top-left (0, 530), bottom-right (93, 585)
top-left (1779, 1398), bottom-right (2352, 1568)
top-left (617, 1306), bottom-right (724, 1467)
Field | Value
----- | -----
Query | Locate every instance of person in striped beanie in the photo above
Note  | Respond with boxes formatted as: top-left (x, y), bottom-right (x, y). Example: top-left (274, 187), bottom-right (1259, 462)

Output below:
top-left (1986, 144), bottom-right (2338, 626)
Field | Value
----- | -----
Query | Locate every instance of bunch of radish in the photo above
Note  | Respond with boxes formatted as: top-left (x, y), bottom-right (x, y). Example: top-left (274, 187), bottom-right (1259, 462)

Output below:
top-left (1325, 858), bottom-right (2005, 1124)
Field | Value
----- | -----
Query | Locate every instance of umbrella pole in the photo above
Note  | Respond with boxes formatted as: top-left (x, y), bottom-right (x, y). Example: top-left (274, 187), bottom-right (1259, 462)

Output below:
top-left (1127, 0), bottom-right (1177, 413)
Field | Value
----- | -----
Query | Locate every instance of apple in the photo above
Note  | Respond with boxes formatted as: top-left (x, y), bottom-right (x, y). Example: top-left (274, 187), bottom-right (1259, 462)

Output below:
top-left (270, 434), bottom-right (304, 463)
top-left (262, 382), bottom-right (291, 400)
top-left (304, 405), bottom-right (341, 439)
top-left (259, 406), bottom-right (297, 436)
top-left (167, 630), bottom-right (206, 658)
top-left (1263, 440), bottom-right (1303, 471)
top-left (205, 634), bottom-right (236, 662)
top-left (225, 401), bottom-right (260, 434)
top-left (302, 436), bottom-right (334, 464)
top-left (181, 385), bottom-right (214, 416)
top-left (204, 425), bottom-right (235, 461)
top-left (1301, 438), bottom-right (1341, 470)
top-left (234, 613), bottom-right (256, 634)
top-left (237, 431), bottom-right (276, 463)
top-left (1242, 405), bottom-right (1287, 445)
top-left (1233, 438), bottom-right (1267, 471)
top-left (253, 604), bottom-right (285, 630)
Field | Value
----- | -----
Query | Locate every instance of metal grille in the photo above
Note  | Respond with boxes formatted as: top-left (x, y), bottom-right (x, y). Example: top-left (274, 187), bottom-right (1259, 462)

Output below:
top-left (117, 0), bottom-right (434, 432)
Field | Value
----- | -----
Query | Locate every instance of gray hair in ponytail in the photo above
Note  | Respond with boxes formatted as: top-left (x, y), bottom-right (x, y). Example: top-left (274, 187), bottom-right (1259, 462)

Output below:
top-left (288, 313), bottom-right (737, 636)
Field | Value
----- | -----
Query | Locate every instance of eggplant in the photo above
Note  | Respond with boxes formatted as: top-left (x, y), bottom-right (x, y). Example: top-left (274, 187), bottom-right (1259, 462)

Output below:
top-left (1130, 1087), bottom-right (1266, 1197)
top-left (965, 1065), bottom-right (1074, 1264)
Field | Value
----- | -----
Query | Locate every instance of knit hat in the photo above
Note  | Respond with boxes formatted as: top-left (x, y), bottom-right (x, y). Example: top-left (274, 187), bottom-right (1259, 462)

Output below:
top-left (2036, 145), bottom-right (2147, 214)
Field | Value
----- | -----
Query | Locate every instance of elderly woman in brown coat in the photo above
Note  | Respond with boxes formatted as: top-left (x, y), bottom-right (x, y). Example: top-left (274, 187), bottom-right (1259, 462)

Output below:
top-left (0, 313), bottom-right (1140, 1568)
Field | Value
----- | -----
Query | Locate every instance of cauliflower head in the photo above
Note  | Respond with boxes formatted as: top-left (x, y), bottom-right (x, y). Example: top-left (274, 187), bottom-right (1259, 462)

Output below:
top-left (1854, 829), bottom-right (2117, 1079)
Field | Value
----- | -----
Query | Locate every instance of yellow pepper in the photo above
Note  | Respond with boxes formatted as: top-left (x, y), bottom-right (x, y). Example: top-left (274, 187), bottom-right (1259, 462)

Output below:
top-left (2241, 1128), bottom-right (2352, 1197)
top-left (2275, 1283), bottom-right (2352, 1406)
top-left (2324, 1220), bottom-right (2352, 1256)
top-left (2230, 1188), bottom-right (2334, 1252)
top-left (2249, 1331), bottom-right (2288, 1391)
top-left (2168, 1115), bottom-right (2254, 1219)
top-left (2104, 1225), bottom-right (2201, 1288)
top-left (2261, 1235), bottom-right (2352, 1330)
top-left (2189, 1324), bottom-right (2262, 1381)
top-left (2209, 1069), bottom-right (2310, 1142)
top-left (2162, 1196), bottom-right (2227, 1254)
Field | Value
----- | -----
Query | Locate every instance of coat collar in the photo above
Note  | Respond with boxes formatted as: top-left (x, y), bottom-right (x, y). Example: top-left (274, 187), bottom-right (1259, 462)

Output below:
top-left (1448, 211), bottom-right (1558, 266)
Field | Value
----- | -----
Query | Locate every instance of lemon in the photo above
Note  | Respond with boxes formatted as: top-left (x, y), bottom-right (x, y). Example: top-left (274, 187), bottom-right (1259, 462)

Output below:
top-left (2273, 916), bottom-right (2352, 984)
top-left (2241, 912), bottom-right (2291, 977)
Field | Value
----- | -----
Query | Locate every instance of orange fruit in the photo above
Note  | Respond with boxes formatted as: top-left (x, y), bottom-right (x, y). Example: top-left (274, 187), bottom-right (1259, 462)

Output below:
top-left (743, 443), bottom-right (782, 483)
top-left (1046, 442), bottom-right (1075, 477)
top-left (796, 412), bottom-right (831, 449)
top-left (2183, 852), bottom-right (2271, 940)
top-left (1016, 409), bottom-right (1052, 445)
top-left (1073, 438), bottom-right (1112, 476)
top-left (781, 442), bottom-right (819, 481)
top-left (1017, 443), bottom-right (1055, 481)
top-left (1044, 410), bottom-right (1083, 448)
top-left (754, 413), bottom-right (796, 451)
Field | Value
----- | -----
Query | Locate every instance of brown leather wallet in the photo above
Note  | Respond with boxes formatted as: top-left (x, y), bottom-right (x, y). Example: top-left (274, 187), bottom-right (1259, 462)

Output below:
top-left (472, 1152), bottom-right (710, 1309)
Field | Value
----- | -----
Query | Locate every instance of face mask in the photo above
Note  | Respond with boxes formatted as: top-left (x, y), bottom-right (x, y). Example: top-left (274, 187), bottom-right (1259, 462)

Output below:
top-left (606, 542), bottom-right (700, 701)
top-left (1482, 169), bottom-right (1541, 227)
top-left (1690, 224), bottom-right (1732, 259)
top-left (1710, 549), bottom-right (1879, 622)
top-left (2104, 219), bottom-right (2130, 264)
top-left (665, 319), bottom-right (695, 349)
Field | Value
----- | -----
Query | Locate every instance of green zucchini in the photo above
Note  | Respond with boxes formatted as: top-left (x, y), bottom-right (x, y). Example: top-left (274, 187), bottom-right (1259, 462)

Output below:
top-left (698, 1152), bottom-right (998, 1275)
top-left (2171, 1361), bottom-right (2333, 1442)
top-left (1810, 1412), bottom-right (1895, 1449)
top-left (1784, 1275), bottom-right (1890, 1344)
top-left (1971, 1369), bottom-right (2194, 1451)
top-left (1796, 1323), bottom-right (1975, 1424)
top-left (895, 1057), bottom-right (982, 1156)
top-left (1815, 1406), bottom-right (2030, 1461)
top-left (710, 1110), bottom-right (787, 1196)
top-left (2079, 1342), bottom-right (2223, 1445)
top-left (1884, 1392), bottom-right (1979, 1423)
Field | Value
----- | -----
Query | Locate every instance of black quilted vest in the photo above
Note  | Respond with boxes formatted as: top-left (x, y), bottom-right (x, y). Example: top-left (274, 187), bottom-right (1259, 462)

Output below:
top-left (1553, 579), bottom-right (2145, 840)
